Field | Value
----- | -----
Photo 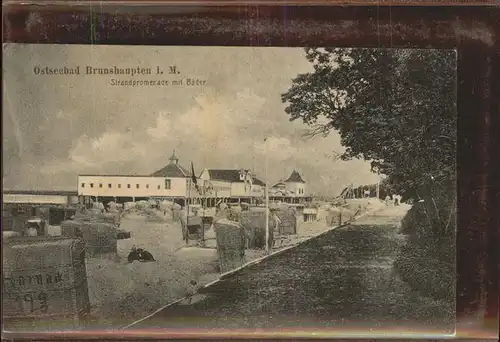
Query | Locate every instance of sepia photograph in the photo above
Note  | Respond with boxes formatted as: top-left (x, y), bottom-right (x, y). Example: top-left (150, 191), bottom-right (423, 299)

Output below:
top-left (3, 44), bottom-right (457, 336)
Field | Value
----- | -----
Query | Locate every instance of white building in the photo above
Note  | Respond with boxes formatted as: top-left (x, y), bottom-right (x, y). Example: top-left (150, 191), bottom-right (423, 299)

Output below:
top-left (198, 169), bottom-right (266, 204)
top-left (77, 152), bottom-right (195, 206)
top-left (3, 190), bottom-right (79, 206)
top-left (283, 170), bottom-right (307, 197)
top-left (269, 170), bottom-right (310, 204)
top-left (76, 151), bottom-right (311, 208)
top-left (77, 175), bottom-right (187, 198)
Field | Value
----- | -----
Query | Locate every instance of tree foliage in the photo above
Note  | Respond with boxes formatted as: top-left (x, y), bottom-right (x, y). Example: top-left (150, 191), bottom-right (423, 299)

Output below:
top-left (282, 48), bottom-right (456, 237)
top-left (282, 48), bottom-right (456, 200)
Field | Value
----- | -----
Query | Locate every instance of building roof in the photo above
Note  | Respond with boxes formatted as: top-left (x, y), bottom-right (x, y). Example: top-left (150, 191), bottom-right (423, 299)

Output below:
top-left (284, 170), bottom-right (306, 183)
top-left (3, 190), bottom-right (78, 196)
top-left (151, 163), bottom-right (190, 178)
top-left (272, 182), bottom-right (286, 188)
top-left (79, 174), bottom-right (154, 178)
top-left (205, 169), bottom-right (266, 186)
top-left (252, 178), bottom-right (266, 186)
top-left (151, 150), bottom-right (191, 178)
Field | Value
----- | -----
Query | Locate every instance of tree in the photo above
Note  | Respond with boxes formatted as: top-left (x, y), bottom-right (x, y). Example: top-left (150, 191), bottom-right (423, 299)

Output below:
top-left (282, 48), bottom-right (456, 237)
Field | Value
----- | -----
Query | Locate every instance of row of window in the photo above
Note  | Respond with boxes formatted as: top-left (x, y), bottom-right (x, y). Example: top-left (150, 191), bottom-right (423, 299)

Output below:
top-left (81, 180), bottom-right (171, 190)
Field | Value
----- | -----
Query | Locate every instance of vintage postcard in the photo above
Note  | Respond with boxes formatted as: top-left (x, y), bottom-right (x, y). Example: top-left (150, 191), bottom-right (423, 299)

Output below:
top-left (2, 44), bottom-right (457, 336)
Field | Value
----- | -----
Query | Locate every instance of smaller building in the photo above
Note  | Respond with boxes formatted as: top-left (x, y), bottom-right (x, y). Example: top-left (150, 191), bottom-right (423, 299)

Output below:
top-left (2, 191), bottom-right (80, 230)
top-left (303, 207), bottom-right (318, 222)
top-left (283, 170), bottom-right (307, 197)
top-left (340, 183), bottom-right (379, 199)
top-left (3, 190), bottom-right (79, 206)
top-left (199, 169), bottom-right (266, 205)
top-left (269, 170), bottom-right (311, 204)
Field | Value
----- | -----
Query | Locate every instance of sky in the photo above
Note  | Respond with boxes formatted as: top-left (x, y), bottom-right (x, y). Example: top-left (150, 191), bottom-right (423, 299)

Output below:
top-left (3, 44), bottom-right (381, 196)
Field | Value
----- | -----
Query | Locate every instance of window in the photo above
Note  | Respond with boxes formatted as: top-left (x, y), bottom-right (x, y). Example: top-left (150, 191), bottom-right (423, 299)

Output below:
top-left (136, 184), bottom-right (140, 189)
top-left (81, 183), bottom-right (85, 188)
top-left (165, 179), bottom-right (171, 190)
top-left (118, 184), bottom-right (121, 188)
top-left (90, 183), bottom-right (94, 188)
top-left (108, 184), bottom-right (112, 188)
top-left (157, 185), bottom-right (161, 190)
top-left (127, 184), bottom-right (131, 189)
top-left (146, 184), bottom-right (149, 189)
top-left (99, 183), bottom-right (103, 188)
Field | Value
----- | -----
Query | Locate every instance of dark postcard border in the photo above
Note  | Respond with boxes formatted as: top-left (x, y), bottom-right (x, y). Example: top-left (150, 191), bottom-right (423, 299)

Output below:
top-left (2, 3), bottom-right (499, 340)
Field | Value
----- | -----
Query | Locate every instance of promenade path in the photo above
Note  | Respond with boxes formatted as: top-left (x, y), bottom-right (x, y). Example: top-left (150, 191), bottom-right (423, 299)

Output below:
top-left (128, 204), bottom-right (455, 336)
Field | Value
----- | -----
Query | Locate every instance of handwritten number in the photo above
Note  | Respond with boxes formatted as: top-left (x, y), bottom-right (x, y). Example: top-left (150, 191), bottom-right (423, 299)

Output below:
top-left (23, 293), bottom-right (34, 312)
top-left (6, 277), bottom-right (17, 287)
top-left (38, 292), bottom-right (48, 313)
top-left (11, 293), bottom-right (49, 313)
top-left (13, 294), bottom-right (22, 309)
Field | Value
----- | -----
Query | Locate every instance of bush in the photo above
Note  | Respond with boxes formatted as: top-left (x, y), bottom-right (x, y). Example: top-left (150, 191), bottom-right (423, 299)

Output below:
top-left (394, 238), bottom-right (455, 301)
top-left (395, 197), bottom-right (456, 302)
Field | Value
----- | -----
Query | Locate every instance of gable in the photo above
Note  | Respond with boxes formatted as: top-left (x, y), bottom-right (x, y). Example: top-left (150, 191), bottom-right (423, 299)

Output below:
top-left (284, 170), bottom-right (306, 183)
top-left (151, 163), bottom-right (190, 178)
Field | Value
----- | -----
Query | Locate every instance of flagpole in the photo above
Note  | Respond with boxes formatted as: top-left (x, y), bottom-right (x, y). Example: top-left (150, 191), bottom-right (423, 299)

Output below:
top-left (265, 138), bottom-right (270, 255)
top-left (200, 173), bottom-right (205, 245)
top-left (190, 161), bottom-right (204, 245)
top-left (186, 178), bottom-right (190, 245)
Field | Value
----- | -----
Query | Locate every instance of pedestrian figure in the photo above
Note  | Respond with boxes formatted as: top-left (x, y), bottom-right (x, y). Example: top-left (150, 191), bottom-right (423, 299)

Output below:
top-left (127, 246), bottom-right (139, 263)
top-left (127, 246), bottom-right (156, 263)
top-left (186, 280), bottom-right (199, 304)
top-left (137, 248), bottom-right (155, 262)
top-left (394, 196), bottom-right (400, 206)
top-left (385, 195), bottom-right (391, 206)
top-left (271, 209), bottom-right (282, 234)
